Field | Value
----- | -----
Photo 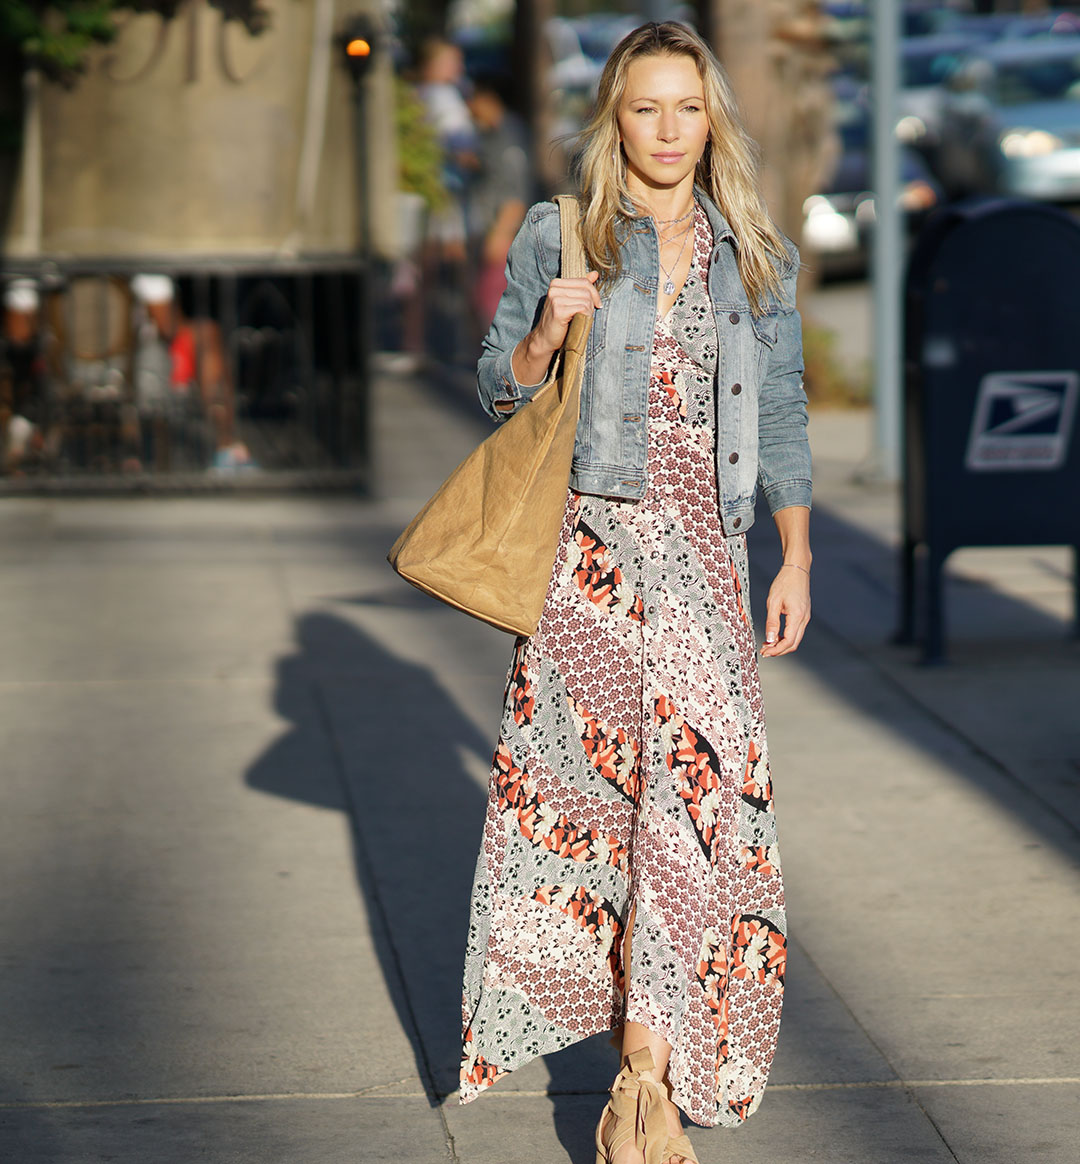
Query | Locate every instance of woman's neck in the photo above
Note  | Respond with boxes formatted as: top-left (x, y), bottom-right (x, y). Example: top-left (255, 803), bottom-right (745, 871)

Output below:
top-left (626, 174), bottom-right (696, 225)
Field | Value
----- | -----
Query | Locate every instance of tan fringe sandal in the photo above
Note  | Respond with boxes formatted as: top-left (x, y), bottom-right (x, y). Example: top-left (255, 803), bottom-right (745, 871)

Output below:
top-left (594, 1047), bottom-right (700, 1164)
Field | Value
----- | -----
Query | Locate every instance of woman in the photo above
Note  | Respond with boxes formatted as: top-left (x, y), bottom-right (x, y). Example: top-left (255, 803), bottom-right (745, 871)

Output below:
top-left (460, 22), bottom-right (811, 1164)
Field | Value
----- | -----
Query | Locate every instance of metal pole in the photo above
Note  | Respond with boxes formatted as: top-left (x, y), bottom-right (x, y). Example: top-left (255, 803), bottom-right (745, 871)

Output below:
top-left (353, 78), bottom-right (372, 480)
top-left (870, 0), bottom-right (902, 481)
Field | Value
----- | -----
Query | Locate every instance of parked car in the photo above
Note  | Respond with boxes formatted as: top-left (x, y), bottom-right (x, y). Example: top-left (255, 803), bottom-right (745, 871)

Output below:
top-left (570, 12), bottom-right (642, 65)
top-left (804, 82), bottom-right (943, 277)
top-left (546, 17), bottom-right (599, 93)
top-left (943, 12), bottom-right (1031, 44)
top-left (903, 0), bottom-right (971, 40)
top-left (1001, 9), bottom-right (1080, 43)
top-left (936, 38), bottom-right (1080, 201)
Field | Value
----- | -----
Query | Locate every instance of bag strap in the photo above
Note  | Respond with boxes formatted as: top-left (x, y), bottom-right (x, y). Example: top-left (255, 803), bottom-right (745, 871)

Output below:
top-left (555, 195), bottom-right (588, 281)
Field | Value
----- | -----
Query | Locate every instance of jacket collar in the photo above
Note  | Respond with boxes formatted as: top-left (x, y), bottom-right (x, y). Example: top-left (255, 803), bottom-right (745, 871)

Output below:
top-left (694, 187), bottom-right (738, 249)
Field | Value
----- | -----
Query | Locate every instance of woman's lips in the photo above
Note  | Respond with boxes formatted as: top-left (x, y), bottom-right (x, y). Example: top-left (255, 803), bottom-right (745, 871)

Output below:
top-left (652, 152), bottom-right (685, 163)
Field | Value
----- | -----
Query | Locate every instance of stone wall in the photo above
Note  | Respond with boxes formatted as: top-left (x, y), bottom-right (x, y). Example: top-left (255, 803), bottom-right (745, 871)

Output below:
top-left (4, 0), bottom-right (398, 260)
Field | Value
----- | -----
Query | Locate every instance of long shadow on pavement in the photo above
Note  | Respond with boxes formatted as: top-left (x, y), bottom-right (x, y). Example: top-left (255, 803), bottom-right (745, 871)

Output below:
top-left (245, 611), bottom-right (489, 1103)
top-left (243, 607), bottom-right (619, 1160)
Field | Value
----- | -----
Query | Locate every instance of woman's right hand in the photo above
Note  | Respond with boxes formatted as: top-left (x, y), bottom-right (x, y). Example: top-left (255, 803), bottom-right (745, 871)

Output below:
top-left (534, 271), bottom-right (602, 355)
top-left (511, 271), bottom-right (601, 387)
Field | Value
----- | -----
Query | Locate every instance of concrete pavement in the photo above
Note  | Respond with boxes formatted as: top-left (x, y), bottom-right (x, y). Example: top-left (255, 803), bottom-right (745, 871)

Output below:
top-left (0, 365), bottom-right (1077, 1163)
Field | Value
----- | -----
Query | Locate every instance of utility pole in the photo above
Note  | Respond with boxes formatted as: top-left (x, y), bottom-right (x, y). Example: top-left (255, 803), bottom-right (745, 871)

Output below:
top-left (512, 0), bottom-right (558, 192)
top-left (869, 0), bottom-right (902, 480)
top-left (642, 0), bottom-right (671, 22)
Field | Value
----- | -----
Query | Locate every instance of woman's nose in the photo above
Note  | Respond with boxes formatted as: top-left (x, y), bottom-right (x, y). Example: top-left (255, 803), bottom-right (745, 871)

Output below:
top-left (657, 114), bottom-right (678, 142)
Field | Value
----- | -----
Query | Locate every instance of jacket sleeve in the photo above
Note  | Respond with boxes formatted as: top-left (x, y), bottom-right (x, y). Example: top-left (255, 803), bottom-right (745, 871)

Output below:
top-left (477, 202), bottom-right (560, 422)
top-left (756, 241), bottom-right (813, 514)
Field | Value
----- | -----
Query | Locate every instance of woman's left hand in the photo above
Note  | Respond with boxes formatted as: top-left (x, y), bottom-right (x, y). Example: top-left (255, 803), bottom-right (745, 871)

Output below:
top-left (760, 565), bottom-right (811, 657)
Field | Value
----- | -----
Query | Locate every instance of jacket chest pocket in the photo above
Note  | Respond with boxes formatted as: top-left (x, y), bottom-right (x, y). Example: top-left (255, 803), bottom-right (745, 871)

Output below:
top-left (749, 312), bottom-right (778, 375)
top-left (750, 312), bottom-right (778, 348)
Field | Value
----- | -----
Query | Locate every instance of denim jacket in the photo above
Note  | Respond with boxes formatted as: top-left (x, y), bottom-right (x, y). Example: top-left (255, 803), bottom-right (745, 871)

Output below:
top-left (477, 190), bottom-right (812, 535)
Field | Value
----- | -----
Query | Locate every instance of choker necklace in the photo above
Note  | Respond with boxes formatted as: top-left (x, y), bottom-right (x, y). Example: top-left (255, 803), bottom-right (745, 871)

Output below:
top-left (653, 205), bottom-right (695, 228)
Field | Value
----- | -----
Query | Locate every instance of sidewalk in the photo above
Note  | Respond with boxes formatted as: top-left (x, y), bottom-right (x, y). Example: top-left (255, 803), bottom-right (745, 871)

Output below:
top-left (0, 365), bottom-right (1076, 1163)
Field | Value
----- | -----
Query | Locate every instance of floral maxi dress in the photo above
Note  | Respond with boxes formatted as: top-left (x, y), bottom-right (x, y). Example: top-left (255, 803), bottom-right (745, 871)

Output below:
top-left (460, 204), bottom-right (786, 1128)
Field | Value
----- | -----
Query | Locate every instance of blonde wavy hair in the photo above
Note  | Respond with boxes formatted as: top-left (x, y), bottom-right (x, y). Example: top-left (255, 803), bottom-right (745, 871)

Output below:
top-left (575, 21), bottom-right (792, 315)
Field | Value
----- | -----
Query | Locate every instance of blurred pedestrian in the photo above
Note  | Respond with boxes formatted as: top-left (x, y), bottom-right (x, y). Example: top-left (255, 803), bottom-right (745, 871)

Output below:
top-left (459, 23), bottom-right (812, 1164)
top-left (465, 74), bottom-right (532, 336)
top-left (1, 279), bottom-right (46, 475)
top-left (415, 37), bottom-right (476, 264)
top-left (413, 37), bottom-right (479, 362)
top-left (131, 275), bottom-right (254, 472)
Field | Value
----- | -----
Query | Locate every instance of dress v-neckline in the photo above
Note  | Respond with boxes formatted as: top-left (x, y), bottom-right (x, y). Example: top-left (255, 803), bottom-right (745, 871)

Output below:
top-left (657, 206), bottom-right (701, 325)
top-left (658, 264), bottom-right (691, 327)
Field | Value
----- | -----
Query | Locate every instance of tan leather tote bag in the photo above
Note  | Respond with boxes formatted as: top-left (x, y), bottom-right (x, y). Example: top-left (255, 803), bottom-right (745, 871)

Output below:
top-left (388, 195), bottom-right (591, 637)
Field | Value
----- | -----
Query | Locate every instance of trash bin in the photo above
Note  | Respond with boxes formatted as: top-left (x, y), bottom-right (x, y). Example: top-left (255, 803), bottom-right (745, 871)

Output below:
top-left (899, 197), bottom-right (1080, 662)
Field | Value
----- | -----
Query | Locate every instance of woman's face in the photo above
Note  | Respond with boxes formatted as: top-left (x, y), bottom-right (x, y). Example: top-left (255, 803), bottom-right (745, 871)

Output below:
top-left (616, 53), bottom-right (709, 197)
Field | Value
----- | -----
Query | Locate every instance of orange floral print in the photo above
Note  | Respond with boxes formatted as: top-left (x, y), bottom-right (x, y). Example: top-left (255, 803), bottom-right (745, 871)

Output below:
top-left (492, 742), bottom-right (628, 874)
top-left (568, 695), bottom-right (641, 801)
top-left (571, 521), bottom-right (647, 622)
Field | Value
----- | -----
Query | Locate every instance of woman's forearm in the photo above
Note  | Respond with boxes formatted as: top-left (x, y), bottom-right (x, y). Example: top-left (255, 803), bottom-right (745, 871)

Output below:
top-left (772, 505), bottom-right (812, 569)
top-left (510, 331), bottom-right (559, 388)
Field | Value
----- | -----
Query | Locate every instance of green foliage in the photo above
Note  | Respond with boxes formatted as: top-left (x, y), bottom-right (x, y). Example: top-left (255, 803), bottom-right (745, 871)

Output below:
top-left (395, 78), bottom-right (447, 213)
top-left (0, 1), bottom-right (271, 80)
top-left (0, 2), bottom-right (118, 75)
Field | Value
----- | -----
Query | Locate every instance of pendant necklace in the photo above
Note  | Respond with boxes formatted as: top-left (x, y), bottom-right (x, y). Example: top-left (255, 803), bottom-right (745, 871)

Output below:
top-left (658, 217), bottom-right (694, 297)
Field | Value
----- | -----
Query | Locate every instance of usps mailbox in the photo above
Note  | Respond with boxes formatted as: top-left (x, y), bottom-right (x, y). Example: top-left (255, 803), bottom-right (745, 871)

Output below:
top-left (899, 197), bottom-right (1080, 662)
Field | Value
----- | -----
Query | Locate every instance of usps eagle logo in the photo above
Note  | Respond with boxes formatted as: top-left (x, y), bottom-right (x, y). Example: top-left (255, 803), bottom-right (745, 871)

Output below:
top-left (965, 371), bottom-right (1078, 472)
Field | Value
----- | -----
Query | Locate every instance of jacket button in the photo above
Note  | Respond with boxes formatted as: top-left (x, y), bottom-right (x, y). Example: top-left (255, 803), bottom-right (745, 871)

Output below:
top-left (731, 382), bottom-right (742, 395)
top-left (729, 311), bottom-right (740, 324)
top-left (728, 452), bottom-right (739, 464)
top-left (732, 517), bottom-right (742, 528)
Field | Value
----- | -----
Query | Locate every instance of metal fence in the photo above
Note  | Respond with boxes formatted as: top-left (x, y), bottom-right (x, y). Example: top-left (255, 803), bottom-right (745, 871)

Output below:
top-left (0, 257), bottom-right (370, 492)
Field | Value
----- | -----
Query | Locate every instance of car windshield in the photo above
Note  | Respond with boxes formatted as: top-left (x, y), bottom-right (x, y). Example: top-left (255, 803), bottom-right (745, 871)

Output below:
top-left (903, 51), bottom-right (965, 88)
top-left (991, 53), bottom-right (1080, 104)
top-left (904, 10), bottom-right (951, 38)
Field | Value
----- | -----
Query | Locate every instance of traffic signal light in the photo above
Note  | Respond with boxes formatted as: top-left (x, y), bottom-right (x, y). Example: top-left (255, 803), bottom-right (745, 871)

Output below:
top-left (342, 15), bottom-right (377, 84)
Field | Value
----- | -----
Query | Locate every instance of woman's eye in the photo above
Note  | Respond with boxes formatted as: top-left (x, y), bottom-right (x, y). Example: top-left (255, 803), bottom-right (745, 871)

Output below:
top-left (682, 104), bottom-right (702, 113)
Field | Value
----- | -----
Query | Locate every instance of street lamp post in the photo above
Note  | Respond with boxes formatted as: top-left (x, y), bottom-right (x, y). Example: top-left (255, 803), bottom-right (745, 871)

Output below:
top-left (342, 17), bottom-right (377, 480)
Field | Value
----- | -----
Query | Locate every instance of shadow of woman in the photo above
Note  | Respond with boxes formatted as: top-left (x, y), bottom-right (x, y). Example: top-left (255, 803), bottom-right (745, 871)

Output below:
top-left (244, 609), bottom-right (623, 1154)
top-left (244, 610), bottom-right (496, 1101)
